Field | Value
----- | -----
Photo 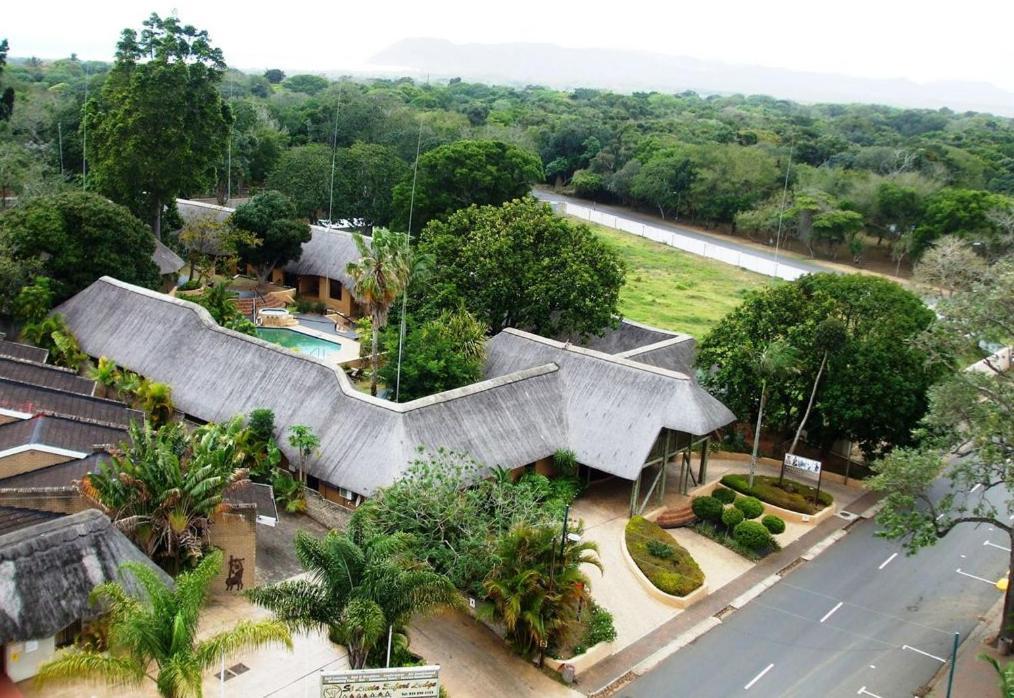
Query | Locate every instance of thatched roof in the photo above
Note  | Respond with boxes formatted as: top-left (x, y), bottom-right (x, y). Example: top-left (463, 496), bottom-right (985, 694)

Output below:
top-left (152, 238), bottom-right (185, 275)
top-left (0, 355), bottom-right (96, 396)
top-left (0, 508), bottom-right (170, 643)
top-left (567, 319), bottom-right (697, 376)
top-left (58, 278), bottom-right (733, 491)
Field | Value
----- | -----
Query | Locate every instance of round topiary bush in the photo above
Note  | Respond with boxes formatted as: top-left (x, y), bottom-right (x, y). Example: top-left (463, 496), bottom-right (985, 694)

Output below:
top-left (734, 520), bottom-right (772, 551)
top-left (712, 487), bottom-right (737, 505)
top-left (734, 495), bottom-right (764, 520)
top-left (721, 506), bottom-right (744, 529)
top-left (691, 496), bottom-right (724, 522)
top-left (762, 515), bottom-right (786, 535)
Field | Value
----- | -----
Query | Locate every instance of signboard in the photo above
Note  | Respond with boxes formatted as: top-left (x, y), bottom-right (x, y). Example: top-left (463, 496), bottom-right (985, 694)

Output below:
top-left (321, 665), bottom-right (440, 698)
top-left (783, 453), bottom-right (822, 475)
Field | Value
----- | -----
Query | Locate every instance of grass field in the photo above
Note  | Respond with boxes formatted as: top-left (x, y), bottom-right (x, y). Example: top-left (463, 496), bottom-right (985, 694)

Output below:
top-left (582, 219), bottom-right (769, 338)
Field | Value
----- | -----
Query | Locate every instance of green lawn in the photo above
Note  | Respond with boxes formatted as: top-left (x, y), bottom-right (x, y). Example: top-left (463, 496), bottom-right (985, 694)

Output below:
top-left (581, 218), bottom-right (768, 338)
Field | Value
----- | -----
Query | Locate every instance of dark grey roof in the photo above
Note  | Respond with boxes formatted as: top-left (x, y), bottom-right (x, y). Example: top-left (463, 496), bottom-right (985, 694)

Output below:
top-left (0, 356), bottom-right (97, 396)
top-left (0, 339), bottom-right (47, 364)
top-left (225, 481), bottom-right (278, 522)
top-left (0, 452), bottom-right (109, 489)
top-left (0, 508), bottom-right (171, 643)
top-left (0, 415), bottom-right (125, 456)
top-left (152, 238), bottom-right (185, 275)
top-left (59, 278), bottom-right (735, 490)
top-left (0, 505), bottom-right (60, 537)
top-left (0, 377), bottom-right (143, 428)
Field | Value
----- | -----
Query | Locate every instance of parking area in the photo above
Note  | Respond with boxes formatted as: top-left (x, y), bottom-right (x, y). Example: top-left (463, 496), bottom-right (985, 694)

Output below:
top-left (255, 510), bottom-right (335, 586)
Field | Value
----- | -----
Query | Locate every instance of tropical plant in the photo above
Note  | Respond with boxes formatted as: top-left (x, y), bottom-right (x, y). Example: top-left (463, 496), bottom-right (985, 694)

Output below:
top-left (247, 530), bottom-right (459, 669)
top-left (748, 338), bottom-right (799, 487)
top-left (35, 550), bottom-right (292, 698)
top-left (190, 281), bottom-right (256, 336)
top-left (346, 228), bottom-right (413, 396)
top-left (88, 356), bottom-right (122, 399)
top-left (21, 313), bottom-right (87, 369)
top-left (480, 521), bottom-right (600, 665)
top-left (784, 318), bottom-right (847, 461)
top-left (13, 275), bottom-right (53, 323)
top-left (286, 424), bottom-right (319, 485)
top-left (138, 381), bottom-right (175, 428)
top-left (980, 654), bottom-right (1014, 698)
top-left (271, 469), bottom-right (306, 513)
top-left (83, 420), bottom-right (249, 574)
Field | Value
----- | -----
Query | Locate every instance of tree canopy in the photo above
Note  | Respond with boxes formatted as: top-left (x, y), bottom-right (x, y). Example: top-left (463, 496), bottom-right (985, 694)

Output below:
top-left (696, 273), bottom-right (945, 457)
top-left (0, 191), bottom-right (160, 301)
top-left (418, 197), bottom-right (624, 338)
top-left (232, 190), bottom-right (310, 282)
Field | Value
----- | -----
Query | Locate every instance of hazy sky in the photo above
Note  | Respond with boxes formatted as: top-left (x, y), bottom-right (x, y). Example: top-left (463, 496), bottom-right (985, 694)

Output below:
top-left (5, 0), bottom-right (1011, 89)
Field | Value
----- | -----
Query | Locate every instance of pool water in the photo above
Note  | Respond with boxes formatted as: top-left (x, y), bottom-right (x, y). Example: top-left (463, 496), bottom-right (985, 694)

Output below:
top-left (256, 328), bottom-right (343, 361)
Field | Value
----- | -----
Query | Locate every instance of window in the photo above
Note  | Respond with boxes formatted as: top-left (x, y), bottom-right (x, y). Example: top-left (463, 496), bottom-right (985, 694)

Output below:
top-left (283, 272), bottom-right (298, 289)
top-left (328, 278), bottom-right (343, 301)
top-left (339, 487), bottom-right (356, 501)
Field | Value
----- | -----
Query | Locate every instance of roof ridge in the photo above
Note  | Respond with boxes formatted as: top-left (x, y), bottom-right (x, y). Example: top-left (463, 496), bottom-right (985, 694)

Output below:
top-left (0, 355), bottom-right (82, 375)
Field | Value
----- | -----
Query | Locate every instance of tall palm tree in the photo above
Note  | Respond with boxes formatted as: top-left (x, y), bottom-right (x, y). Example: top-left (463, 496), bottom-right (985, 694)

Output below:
top-left (346, 228), bottom-right (412, 396)
top-left (749, 339), bottom-right (800, 488)
top-left (247, 529), bottom-right (459, 669)
top-left (480, 521), bottom-right (601, 666)
top-left (83, 420), bottom-right (249, 574)
top-left (35, 551), bottom-right (292, 698)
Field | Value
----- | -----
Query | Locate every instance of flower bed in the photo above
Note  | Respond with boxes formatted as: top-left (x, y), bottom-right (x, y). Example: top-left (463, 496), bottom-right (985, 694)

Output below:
top-left (624, 516), bottom-right (704, 596)
top-left (720, 474), bottom-right (833, 515)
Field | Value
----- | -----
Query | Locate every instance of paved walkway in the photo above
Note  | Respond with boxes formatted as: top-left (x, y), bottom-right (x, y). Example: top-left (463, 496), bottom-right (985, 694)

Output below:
top-left (928, 596), bottom-right (1006, 698)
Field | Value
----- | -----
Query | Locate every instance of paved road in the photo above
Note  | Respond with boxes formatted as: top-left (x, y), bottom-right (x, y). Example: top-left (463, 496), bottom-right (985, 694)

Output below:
top-left (619, 480), bottom-right (1009, 698)
top-left (533, 188), bottom-right (829, 278)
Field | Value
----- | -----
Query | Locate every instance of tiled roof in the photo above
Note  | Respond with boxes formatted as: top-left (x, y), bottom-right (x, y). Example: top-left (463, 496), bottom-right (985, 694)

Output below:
top-left (0, 340), bottom-right (47, 364)
top-left (0, 452), bottom-right (109, 489)
top-left (0, 377), bottom-right (142, 428)
top-left (0, 505), bottom-right (61, 537)
top-left (0, 356), bottom-right (96, 396)
top-left (0, 415), bottom-right (125, 455)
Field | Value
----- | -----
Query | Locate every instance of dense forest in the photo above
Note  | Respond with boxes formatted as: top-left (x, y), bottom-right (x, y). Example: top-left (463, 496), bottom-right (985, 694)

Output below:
top-left (2, 39), bottom-right (1014, 270)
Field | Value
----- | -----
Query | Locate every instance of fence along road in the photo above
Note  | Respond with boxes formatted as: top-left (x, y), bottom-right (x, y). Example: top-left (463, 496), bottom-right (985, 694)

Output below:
top-left (536, 190), bottom-right (823, 282)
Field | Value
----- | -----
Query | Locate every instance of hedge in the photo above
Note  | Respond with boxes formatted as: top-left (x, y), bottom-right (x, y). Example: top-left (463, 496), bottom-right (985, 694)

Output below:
top-left (721, 507), bottom-right (744, 529)
top-left (625, 516), bottom-right (704, 597)
top-left (721, 474), bottom-right (833, 515)
top-left (733, 496), bottom-right (764, 520)
top-left (691, 495), bottom-right (724, 522)
top-left (712, 487), bottom-right (737, 504)
top-left (734, 520), bottom-right (772, 551)
top-left (762, 515), bottom-right (786, 534)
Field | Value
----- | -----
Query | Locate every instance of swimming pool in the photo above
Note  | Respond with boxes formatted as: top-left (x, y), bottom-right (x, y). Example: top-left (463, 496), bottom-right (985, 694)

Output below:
top-left (256, 328), bottom-right (343, 361)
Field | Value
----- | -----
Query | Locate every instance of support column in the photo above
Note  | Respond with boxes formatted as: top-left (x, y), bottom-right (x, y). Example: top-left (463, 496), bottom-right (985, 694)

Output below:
top-left (629, 470), bottom-right (641, 517)
top-left (659, 431), bottom-right (671, 504)
top-left (699, 437), bottom-right (710, 485)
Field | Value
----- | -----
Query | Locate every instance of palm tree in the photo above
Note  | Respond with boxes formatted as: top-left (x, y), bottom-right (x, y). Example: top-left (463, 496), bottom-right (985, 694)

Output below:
top-left (784, 319), bottom-right (847, 469)
top-left (247, 530), bottom-right (459, 669)
top-left (286, 424), bottom-right (319, 485)
top-left (480, 521), bottom-right (601, 666)
top-left (346, 228), bottom-right (413, 396)
top-left (83, 420), bottom-right (249, 574)
top-left (749, 339), bottom-right (800, 488)
top-left (35, 550), bottom-right (292, 698)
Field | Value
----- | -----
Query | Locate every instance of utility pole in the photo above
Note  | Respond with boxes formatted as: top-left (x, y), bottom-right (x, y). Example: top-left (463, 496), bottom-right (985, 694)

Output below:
top-left (57, 122), bottom-right (64, 177)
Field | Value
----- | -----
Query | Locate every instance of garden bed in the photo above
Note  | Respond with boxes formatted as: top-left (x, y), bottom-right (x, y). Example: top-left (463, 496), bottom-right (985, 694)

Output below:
top-left (624, 516), bottom-right (704, 597)
top-left (689, 521), bottom-right (780, 561)
top-left (720, 473), bottom-right (833, 515)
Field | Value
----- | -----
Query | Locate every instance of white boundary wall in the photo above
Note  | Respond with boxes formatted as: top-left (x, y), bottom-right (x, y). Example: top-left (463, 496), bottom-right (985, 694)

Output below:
top-left (559, 201), bottom-right (813, 281)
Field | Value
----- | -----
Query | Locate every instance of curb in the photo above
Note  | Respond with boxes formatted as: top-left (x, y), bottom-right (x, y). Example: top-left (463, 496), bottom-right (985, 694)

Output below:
top-left (631, 617), bottom-right (723, 676)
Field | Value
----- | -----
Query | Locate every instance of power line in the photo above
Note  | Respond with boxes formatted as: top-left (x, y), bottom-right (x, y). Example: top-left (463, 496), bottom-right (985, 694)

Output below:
top-left (771, 141), bottom-right (794, 282)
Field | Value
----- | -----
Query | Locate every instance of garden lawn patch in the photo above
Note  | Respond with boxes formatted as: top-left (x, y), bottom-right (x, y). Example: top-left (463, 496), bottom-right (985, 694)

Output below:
top-left (721, 473), bottom-right (834, 515)
top-left (625, 515), bottom-right (704, 596)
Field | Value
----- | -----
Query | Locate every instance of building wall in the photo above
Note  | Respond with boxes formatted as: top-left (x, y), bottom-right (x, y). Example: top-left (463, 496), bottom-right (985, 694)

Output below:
top-left (0, 487), bottom-right (89, 514)
top-left (0, 414), bottom-right (18, 426)
top-left (0, 450), bottom-right (74, 479)
top-left (208, 506), bottom-right (257, 596)
top-left (304, 489), bottom-right (353, 530)
top-left (270, 271), bottom-right (355, 317)
top-left (5, 636), bottom-right (56, 683)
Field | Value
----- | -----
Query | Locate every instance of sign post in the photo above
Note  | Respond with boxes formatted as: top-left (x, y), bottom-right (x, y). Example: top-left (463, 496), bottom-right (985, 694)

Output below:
top-left (782, 453), bottom-right (823, 503)
top-left (321, 666), bottom-right (440, 698)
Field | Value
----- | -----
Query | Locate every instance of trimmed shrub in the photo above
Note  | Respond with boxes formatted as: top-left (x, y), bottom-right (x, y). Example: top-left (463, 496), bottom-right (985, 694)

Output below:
top-left (721, 473), bottom-right (833, 515)
top-left (647, 539), bottom-right (674, 559)
top-left (734, 520), bottom-right (772, 551)
top-left (625, 516), bottom-right (704, 597)
top-left (734, 496), bottom-right (764, 520)
top-left (573, 603), bottom-right (617, 655)
top-left (691, 495), bottom-right (724, 522)
top-left (762, 515), bottom-right (786, 535)
top-left (721, 507), bottom-right (744, 529)
top-left (712, 487), bottom-right (737, 504)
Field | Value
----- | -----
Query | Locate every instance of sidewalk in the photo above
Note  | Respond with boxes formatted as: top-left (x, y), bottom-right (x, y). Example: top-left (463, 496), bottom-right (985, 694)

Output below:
top-left (578, 489), bottom-right (881, 696)
top-left (927, 596), bottom-right (1005, 698)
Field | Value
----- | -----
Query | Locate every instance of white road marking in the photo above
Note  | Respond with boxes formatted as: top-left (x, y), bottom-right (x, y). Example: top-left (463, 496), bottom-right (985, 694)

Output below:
top-left (744, 663), bottom-right (774, 690)
top-left (857, 687), bottom-right (884, 698)
top-left (970, 483), bottom-right (982, 493)
top-left (957, 568), bottom-right (997, 585)
top-left (903, 644), bottom-right (947, 663)
top-left (820, 601), bottom-right (844, 623)
top-left (984, 540), bottom-right (1011, 552)
top-left (960, 554), bottom-right (967, 559)
top-left (878, 553), bottom-right (898, 570)
top-left (869, 665), bottom-right (876, 669)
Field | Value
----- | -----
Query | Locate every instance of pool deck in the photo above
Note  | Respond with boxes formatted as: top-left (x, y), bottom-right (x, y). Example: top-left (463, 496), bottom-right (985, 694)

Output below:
top-left (261, 323), bottom-right (361, 366)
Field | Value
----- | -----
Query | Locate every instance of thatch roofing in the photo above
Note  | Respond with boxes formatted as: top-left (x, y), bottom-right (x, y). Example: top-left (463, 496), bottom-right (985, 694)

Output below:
top-left (0, 355), bottom-right (96, 396)
top-left (569, 319), bottom-right (697, 376)
top-left (152, 238), bottom-right (185, 275)
top-left (0, 508), bottom-right (170, 643)
top-left (59, 278), bottom-right (733, 491)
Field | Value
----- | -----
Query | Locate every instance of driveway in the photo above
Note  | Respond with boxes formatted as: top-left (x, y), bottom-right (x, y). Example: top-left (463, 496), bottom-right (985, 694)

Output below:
top-left (256, 510), bottom-right (333, 586)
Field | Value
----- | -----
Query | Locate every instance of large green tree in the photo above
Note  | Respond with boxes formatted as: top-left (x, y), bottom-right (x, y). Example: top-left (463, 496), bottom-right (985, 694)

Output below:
top-left (392, 140), bottom-right (544, 233)
top-left (332, 142), bottom-right (409, 231)
top-left (697, 273), bottom-right (945, 458)
top-left (265, 144), bottom-right (331, 221)
top-left (36, 550), bottom-right (292, 698)
top-left (232, 190), bottom-right (311, 283)
top-left (419, 197), bottom-right (624, 338)
top-left (0, 191), bottom-right (160, 301)
top-left (85, 13), bottom-right (230, 238)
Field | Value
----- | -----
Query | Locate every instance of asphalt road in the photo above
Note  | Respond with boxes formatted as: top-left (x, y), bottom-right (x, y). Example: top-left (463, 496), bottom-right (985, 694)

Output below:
top-left (619, 482), bottom-right (1009, 698)
top-left (532, 188), bottom-right (829, 276)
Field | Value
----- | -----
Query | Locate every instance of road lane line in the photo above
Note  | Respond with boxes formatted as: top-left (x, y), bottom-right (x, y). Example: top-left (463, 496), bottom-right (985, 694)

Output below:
top-left (878, 552), bottom-right (898, 570)
top-left (957, 568), bottom-right (997, 585)
top-left (744, 663), bottom-right (774, 690)
top-left (984, 540), bottom-right (1012, 552)
top-left (857, 688), bottom-right (884, 698)
top-left (903, 644), bottom-right (947, 663)
top-left (820, 601), bottom-right (844, 623)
